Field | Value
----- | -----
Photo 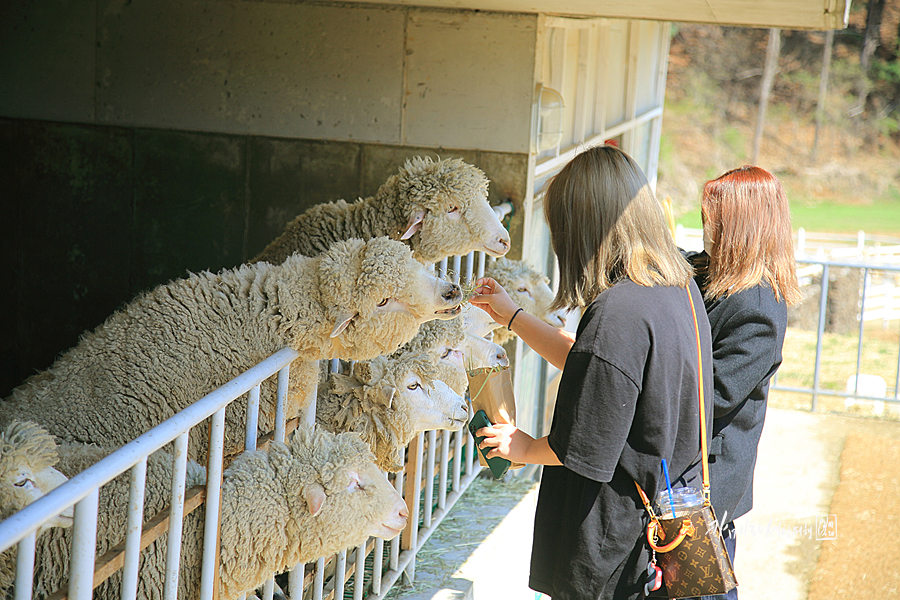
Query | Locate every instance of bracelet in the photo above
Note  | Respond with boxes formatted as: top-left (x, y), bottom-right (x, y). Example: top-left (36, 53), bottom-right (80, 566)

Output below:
top-left (507, 307), bottom-right (524, 331)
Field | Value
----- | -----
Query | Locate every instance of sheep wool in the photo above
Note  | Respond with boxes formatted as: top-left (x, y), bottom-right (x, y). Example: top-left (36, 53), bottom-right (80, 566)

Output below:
top-left (1, 237), bottom-right (456, 464)
top-left (253, 156), bottom-right (510, 265)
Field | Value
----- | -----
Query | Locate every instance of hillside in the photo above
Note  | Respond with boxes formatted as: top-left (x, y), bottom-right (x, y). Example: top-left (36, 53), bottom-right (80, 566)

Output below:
top-left (657, 18), bottom-right (900, 235)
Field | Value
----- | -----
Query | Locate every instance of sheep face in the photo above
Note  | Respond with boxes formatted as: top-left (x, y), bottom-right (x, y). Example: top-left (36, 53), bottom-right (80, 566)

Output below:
top-left (320, 237), bottom-right (462, 359)
top-left (0, 421), bottom-right (74, 531)
top-left (288, 429), bottom-right (408, 543)
top-left (461, 332), bottom-right (509, 371)
top-left (389, 157), bottom-right (511, 262)
top-left (394, 375), bottom-right (469, 435)
top-left (490, 259), bottom-right (567, 329)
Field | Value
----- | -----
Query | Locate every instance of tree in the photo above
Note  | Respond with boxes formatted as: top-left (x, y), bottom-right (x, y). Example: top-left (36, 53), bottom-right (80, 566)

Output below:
top-left (812, 29), bottom-right (835, 163)
top-left (753, 28), bottom-right (781, 164)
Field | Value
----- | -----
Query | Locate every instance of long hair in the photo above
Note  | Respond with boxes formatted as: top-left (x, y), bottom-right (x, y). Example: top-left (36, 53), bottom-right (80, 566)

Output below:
top-left (701, 165), bottom-right (801, 304)
top-left (544, 145), bottom-right (692, 310)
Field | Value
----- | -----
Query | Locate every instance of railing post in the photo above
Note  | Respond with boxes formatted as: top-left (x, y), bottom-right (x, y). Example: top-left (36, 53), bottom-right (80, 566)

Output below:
top-left (121, 458), bottom-right (148, 600)
top-left (68, 488), bottom-right (100, 600)
top-left (14, 531), bottom-right (36, 600)
top-left (812, 264), bottom-right (830, 412)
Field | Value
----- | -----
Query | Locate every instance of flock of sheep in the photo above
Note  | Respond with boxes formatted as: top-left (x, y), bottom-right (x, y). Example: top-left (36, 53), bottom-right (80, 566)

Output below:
top-left (0, 156), bottom-right (567, 600)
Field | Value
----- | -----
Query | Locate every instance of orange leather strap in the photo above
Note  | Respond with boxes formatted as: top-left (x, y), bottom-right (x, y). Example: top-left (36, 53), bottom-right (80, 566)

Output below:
top-left (686, 287), bottom-right (711, 506)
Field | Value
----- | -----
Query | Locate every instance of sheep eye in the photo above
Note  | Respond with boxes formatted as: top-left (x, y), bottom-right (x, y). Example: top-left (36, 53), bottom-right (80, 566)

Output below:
top-left (517, 286), bottom-right (528, 293)
top-left (440, 347), bottom-right (452, 359)
top-left (448, 206), bottom-right (460, 213)
top-left (377, 298), bottom-right (390, 307)
top-left (13, 477), bottom-right (32, 488)
top-left (407, 382), bottom-right (421, 391)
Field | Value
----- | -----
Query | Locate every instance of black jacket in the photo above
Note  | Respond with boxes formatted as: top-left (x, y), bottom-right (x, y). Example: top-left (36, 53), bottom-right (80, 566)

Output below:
top-left (687, 251), bottom-right (788, 522)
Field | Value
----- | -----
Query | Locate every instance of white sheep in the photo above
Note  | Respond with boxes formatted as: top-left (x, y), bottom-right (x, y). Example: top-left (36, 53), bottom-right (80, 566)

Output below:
top-left (390, 317), bottom-right (508, 396)
top-left (2, 424), bottom-right (407, 600)
top-left (483, 258), bottom-right (567, 344)
top-left (316, 353), bottom-right (468, 472)
top-left (1, 237), bottom-right (463, 463)
top-left (252, 156), bottom-right (511, 265)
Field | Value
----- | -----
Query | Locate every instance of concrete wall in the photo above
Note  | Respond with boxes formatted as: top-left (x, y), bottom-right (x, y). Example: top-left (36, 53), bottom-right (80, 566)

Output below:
top-left (1, 0), bottom-right (537, 152)
top-left (0, 0), bottom-right (536, 398)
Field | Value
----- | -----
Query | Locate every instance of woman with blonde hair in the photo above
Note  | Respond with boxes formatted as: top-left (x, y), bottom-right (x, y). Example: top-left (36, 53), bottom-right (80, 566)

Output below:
top-left (471, 144), bottom-right (713, 599)
top-left (686, 165), bottom-right (801, 600)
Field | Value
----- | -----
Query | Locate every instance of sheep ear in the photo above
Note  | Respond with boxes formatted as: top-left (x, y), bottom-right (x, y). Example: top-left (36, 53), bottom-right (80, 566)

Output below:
top-left (304, 483), bottom-right (327, 517)
top-left (399, 209), bottom-right (426, 240)
top-left (330, 311), bottom-right (358, 338)
top-left (381, 386), bottom-right (396, 409)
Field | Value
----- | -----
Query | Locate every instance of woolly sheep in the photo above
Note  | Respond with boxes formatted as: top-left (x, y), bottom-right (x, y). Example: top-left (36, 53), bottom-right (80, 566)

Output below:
top-left (460, 302), bottom-right (500, 340)
top-left (483, 258), bottom-right (567, 345)
top-left (316, 354), bottom-right (469, 471)
top-left (2, 425), bottom-right (406, 600)
top-left (1, 237), bottom-right (463, 464)
top-left (252, 156), bottom-right (511, 265)
top-left (390, 318), bottom-right (508, 396)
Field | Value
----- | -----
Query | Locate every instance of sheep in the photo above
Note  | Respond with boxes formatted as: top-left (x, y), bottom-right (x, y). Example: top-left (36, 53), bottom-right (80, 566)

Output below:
top-left (460, 302), bottom-right (500, 340)
top-left (252, 156), bottom-right (511, 265)
top-left (1, 237), bottom-right (463, 464)
top-left (2, 424), bottom-right (407, 600)
top-left (482, 258), bottom-right (567, 345)
top-left (390, 317), bottom-right (508, 396)
top-left (1, 421), bottom-right (73, 596)
top-left (316, 354), bottom-right (469, 472)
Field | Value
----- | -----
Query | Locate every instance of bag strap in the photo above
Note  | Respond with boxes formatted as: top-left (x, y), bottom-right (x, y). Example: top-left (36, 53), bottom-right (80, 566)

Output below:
top-left (686, 287), bottom-right (711, 507)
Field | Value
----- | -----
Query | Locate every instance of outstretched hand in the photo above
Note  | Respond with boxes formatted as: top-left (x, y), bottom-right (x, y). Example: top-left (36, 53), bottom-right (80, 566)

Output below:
top-left (470, 277), bottom-right (519, 328)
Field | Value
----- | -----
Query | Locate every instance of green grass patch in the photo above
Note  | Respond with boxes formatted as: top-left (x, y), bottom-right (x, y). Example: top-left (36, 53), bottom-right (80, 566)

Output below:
top-left (788, 200), bottom-right (900, 235)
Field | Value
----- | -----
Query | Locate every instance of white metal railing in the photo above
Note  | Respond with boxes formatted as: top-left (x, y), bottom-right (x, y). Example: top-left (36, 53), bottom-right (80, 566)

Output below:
top-left (1, 250), bottom-right (489, 600)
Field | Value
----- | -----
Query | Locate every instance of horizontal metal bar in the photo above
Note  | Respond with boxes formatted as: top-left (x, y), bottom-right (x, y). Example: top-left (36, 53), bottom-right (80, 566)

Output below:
top-left (771, 385), bottom-right (900, 403)
top-left (795, 258), bottom-right (900, 271)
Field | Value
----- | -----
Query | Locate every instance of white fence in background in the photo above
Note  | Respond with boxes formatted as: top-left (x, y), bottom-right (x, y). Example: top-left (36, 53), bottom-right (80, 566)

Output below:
top-left (0, 251), bottom-right (489, 600)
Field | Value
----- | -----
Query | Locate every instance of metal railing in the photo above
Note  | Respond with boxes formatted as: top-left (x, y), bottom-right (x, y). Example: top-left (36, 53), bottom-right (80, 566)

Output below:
top-left (1, 250), bottom-right (490, 600)
top-left (772, 258), bottom-right (900, 413)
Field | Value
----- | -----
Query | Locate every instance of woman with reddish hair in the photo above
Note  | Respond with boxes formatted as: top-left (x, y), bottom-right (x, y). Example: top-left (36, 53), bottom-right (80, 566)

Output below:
top-left (687, 165), bottom-right (801, 600)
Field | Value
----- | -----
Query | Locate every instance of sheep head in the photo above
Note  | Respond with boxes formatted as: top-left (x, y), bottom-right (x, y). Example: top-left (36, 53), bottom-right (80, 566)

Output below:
top-left (379, 157), bottom-right (511, 263)
top-left (0, 421), bottom-right (73, 532)
top-left (461, 332), bottom-right (509, 372)
top-left (486, 258), bottom-right (567, 344)
top-left (326, 354), bottom-right (468, 471)
top-left (316, 237), bottom-right (463, 360)
top-left (285, 427), bottom-right (408, 544)
top-left (391, 319), bottom-right (469, 396)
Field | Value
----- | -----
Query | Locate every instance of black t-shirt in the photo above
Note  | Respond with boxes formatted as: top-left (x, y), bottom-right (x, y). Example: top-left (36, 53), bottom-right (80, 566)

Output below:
top-left (529, 279), bottom-right (713, 600)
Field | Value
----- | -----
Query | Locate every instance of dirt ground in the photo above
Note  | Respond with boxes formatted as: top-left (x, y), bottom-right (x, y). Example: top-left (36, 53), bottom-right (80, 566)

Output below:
top-left (806, 432), bottom-right (900, 597)
top-left (738, 408), bottom-right (900, 599)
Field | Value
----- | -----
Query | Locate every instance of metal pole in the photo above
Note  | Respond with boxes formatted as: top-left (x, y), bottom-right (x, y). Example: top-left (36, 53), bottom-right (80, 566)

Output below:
top-left (68, 488), bottom-right (100, 600)
top-left (164, 432), bottom-right (190, 600)
top-left (121, 458), bottom-right (148, 600)
top-left (14, 532), bottom-right (36, 600)
top-left (812, 264), bottom-right (830, 412)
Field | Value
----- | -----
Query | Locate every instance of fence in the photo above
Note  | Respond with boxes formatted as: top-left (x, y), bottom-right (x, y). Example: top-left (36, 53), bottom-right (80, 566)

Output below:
top-left (772, 258), bottom-right (900, 414)
top-left (0, 251), bottom-right (489, 600)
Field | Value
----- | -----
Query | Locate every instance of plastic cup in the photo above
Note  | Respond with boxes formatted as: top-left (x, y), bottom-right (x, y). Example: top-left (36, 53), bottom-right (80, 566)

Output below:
top-left (655, 487), bottom-right (703, 518)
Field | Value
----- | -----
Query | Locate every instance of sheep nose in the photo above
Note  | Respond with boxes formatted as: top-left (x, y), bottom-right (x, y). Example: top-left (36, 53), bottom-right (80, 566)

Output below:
top-left (399, 505), bottom-right (410, 519)
top-left (498, 237), bottom-right (510, 250)
top-left (497, 349), bottom-right (507, 362)
top-left (443, 283), bottom-right (462, 302)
